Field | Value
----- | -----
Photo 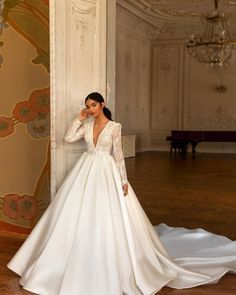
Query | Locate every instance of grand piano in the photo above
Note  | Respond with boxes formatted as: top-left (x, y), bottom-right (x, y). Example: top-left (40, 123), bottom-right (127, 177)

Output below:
top-left (166, 130), bottom-right (236, 156)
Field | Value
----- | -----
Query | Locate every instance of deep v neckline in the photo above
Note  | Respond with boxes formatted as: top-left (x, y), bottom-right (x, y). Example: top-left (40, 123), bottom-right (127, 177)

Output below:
top-left (92, 120), bottom-right (110, 148)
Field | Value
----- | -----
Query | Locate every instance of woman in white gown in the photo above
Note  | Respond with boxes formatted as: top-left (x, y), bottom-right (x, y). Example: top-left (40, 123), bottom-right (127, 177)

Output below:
top-left (7, 92), bottom-right (236, 295)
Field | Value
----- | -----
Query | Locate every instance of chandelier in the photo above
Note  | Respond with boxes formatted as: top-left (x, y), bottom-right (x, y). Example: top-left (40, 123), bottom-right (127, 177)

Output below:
top-left (186, 0), bottom-right (236, 69)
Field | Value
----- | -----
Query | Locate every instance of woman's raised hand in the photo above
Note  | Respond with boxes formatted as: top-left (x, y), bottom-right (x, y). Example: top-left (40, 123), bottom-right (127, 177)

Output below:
top-left (77, 108), bottom-right (90, 121)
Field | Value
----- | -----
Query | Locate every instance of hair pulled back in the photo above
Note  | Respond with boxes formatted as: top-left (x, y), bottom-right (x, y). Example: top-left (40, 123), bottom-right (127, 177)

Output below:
top-left (85, 92), bottom-right (112, 120)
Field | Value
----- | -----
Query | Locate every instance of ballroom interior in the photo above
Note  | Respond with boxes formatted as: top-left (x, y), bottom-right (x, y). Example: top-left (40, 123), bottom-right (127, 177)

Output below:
top-left (0, 0), bottom-right (236, 294)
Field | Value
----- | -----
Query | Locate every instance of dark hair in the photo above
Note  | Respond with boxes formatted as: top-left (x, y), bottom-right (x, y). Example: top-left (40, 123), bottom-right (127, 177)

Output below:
top-left (85, 92), bottom-right (112, 120)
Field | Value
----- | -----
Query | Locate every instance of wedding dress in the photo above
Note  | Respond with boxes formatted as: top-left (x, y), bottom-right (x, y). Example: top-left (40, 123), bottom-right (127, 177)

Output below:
top-left (7, 118), bottom-right (236, 295)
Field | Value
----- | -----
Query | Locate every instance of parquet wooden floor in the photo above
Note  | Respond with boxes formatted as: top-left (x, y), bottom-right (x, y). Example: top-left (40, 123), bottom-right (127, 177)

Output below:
top-left (1, 151), bottom-right (236, 294)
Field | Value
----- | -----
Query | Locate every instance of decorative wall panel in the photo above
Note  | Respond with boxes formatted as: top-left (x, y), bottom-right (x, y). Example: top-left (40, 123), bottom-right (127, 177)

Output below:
top-left (50, 0), bottom-right (114, 196)
top-left (116, 5), bottom-right (152, 151)
top-left (150, 43), bottom-right (182, 149)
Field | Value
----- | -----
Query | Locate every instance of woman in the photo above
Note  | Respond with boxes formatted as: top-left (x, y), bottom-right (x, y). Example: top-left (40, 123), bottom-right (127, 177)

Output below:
top-left (8, 92), bottom-right (236, 295)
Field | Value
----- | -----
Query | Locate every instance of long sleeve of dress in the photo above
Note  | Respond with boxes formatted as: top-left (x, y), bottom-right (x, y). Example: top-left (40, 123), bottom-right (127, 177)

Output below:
top-left (112, 123), bottom-right (128, 185)
top-left (64, 118), bottom-right (85, 142)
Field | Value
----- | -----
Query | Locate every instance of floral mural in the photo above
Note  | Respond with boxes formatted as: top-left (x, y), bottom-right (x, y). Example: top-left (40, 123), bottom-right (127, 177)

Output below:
top-left (0, 0), bottom-right (50, 235)
top-left (0, 0), bottom-right (49, 71)
top-left (0, 87), bottom-right (50, 139)
top-left (2, 194), bottom-right (38, 221)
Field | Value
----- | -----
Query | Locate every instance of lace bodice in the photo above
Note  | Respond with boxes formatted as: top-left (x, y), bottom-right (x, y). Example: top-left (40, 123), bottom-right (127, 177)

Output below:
top-left (64, 118), bottom-right (128, 185)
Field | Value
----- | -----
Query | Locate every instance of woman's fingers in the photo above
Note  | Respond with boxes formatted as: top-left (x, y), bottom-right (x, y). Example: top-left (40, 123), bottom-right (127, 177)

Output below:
top-left (78, 108), bottom-right (90, 121)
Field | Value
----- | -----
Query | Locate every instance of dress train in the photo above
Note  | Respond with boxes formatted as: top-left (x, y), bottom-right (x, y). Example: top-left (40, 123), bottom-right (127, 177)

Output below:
top-left (7, 118), bottom-right (236, 295)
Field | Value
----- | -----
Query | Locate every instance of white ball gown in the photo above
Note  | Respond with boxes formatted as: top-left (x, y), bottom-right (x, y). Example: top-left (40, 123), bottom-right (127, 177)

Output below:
top-left (7, 118), bottom-right (236, 295)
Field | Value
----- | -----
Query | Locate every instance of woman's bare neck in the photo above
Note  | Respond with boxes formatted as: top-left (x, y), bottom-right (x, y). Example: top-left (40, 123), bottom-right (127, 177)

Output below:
top-left (94, 114), bottom-right (109, 125)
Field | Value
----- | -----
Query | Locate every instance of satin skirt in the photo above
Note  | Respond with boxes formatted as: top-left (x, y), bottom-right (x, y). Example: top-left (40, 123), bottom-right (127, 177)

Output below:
top-left (7, 152), bottom-right (236, 295)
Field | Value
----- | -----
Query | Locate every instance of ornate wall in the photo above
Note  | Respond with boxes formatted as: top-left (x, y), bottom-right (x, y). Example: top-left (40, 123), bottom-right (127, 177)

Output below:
top-left (152, 40), bottom-right (236, 153)
top-left (116, 4), bottom-right (236, 154)
top-left (0, 0), bottom-right (50, 236)
top-left (116, 5), bottom-right (153, 151)
top-left (50, 0), bottom-right (115, 196)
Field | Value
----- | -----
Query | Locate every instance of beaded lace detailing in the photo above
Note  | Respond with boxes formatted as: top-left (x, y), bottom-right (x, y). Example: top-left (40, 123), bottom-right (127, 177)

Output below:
top-left (64, 119), bottom-right (128, 184)
top-left (112, 123), bottom-right (128, 185)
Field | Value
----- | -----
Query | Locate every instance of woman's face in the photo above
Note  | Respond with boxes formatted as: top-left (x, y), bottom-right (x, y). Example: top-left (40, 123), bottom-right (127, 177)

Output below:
top-left (85, 98), bottom-right (104, 118)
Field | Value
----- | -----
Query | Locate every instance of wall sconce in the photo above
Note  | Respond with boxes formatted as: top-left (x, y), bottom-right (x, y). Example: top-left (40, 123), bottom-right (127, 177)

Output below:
top-left (216, 84), bottom-right (227, 93)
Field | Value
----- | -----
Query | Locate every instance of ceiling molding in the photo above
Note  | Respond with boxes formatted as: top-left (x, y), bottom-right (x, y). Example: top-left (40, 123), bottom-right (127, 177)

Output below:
top-left (117, 0), bottom-right (236, 28)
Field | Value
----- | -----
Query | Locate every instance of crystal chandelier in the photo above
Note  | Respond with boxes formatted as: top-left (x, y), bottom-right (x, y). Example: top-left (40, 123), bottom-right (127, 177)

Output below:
top-left (186, 0), bottom-right (236, 69)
